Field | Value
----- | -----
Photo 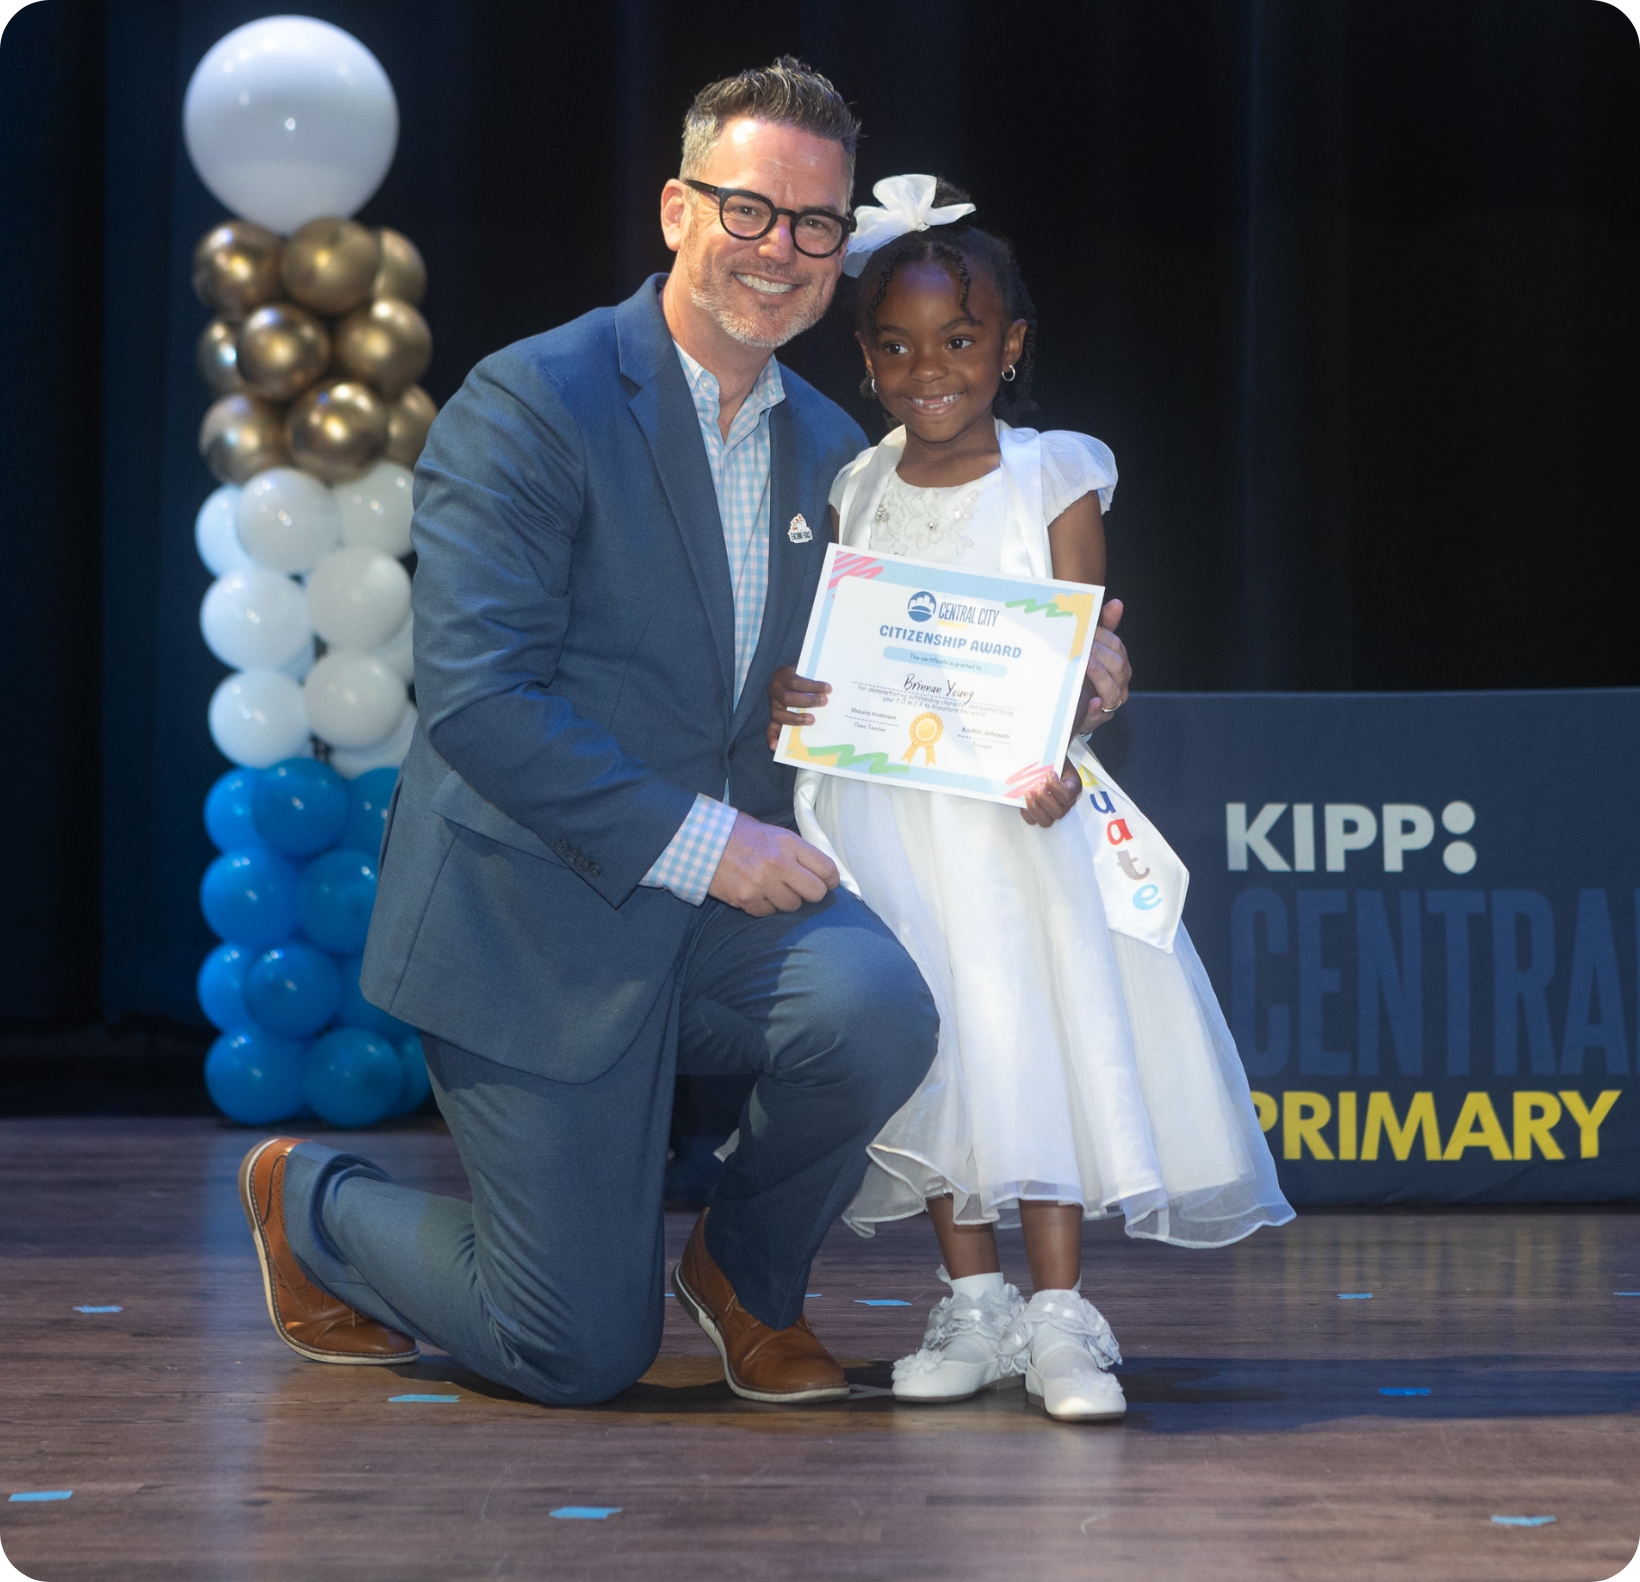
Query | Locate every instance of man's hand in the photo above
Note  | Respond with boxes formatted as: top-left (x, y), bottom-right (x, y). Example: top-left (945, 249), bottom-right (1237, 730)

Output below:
top-left (708, 811), bottom-right (839, 917)
top-left (1076, 598), bottom-right (1131, 733)
top-left (1019, 761), bottom-right (1083, 828)
top-left (766, 664), bottom-right (831, 750)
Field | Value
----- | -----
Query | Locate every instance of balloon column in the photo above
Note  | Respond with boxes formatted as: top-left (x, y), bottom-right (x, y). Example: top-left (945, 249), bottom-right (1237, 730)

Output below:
top-left (184, 18), bottom-right (434, 1126)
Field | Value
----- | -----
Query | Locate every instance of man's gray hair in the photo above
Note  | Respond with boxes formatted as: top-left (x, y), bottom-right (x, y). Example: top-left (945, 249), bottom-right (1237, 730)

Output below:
top-left (680, 56), bottom-right (861, 196)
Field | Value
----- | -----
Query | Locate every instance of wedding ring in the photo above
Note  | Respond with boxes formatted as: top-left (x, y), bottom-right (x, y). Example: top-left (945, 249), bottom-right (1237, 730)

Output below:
top-left (1100, 703), bottom-right (1120, 714)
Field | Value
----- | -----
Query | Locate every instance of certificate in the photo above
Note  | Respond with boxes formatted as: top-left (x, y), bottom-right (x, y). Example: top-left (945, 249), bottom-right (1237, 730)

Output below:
top-left (774, 546), bottom-right (1104, 806)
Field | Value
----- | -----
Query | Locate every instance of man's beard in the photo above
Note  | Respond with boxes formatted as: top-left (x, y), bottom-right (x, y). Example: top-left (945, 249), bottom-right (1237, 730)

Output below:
top-left (685, 251), bottom-right (830, 349)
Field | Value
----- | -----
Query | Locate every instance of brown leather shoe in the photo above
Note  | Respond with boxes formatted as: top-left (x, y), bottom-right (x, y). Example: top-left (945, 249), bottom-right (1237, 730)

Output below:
top-left (672, 1210), bottom-right (847, 1404)
top-left (239, 1137), bottom-right (418, 1366)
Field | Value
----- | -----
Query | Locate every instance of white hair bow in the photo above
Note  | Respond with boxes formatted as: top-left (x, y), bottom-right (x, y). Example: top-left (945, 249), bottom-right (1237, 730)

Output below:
top-left (841, 174), bottom-right (976, 277)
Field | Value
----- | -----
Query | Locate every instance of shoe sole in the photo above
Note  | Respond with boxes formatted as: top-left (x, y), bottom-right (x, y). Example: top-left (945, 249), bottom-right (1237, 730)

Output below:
top-left (1025, 1365), bottom-right (1126, 1422)
top-left (893, 1373), bottom-right (1025, 1404)
top-left (239, 1137), bottom-right (417, 1368)
top-left (669, 1260), bottom-right (849, 1405)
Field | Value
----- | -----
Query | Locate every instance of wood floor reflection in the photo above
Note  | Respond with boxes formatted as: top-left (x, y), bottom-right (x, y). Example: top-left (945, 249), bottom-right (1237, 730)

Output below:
top-left (1, 1117), bottom-right (1636, 1580)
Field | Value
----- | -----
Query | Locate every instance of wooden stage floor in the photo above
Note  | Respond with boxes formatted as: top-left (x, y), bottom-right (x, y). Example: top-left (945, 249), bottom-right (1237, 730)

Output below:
top-left (1, 1117), bottom-right (1636, 1582)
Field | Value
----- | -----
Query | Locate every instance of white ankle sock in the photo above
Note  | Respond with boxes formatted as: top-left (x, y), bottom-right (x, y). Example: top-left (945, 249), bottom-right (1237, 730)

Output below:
top-left (1029, 1282), bottom-right (1082, 1300)
top-left (949, 1270), bottom-right (1005, 1299)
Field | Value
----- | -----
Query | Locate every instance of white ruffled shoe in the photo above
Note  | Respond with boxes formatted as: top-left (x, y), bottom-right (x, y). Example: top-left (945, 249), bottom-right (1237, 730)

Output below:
top-left (1001, 1288), bottom-right (1126, 1422)
top-left (891, 1269), bottom-right (1026, 1403)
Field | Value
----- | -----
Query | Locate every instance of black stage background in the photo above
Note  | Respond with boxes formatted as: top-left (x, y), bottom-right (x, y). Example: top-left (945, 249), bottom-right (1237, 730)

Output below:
top-left (1, 1), bottom-right (1636, 1082)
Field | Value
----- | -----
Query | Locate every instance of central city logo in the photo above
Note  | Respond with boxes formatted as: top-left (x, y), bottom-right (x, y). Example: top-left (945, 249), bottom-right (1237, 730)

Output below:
top-left (907, 591), bottom-right (937, 624)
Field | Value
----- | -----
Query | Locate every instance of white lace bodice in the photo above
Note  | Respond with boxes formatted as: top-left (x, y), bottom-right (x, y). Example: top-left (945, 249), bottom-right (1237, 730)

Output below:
top-left (868, 468), bottom-right (1003, 564)
top-left (829, 427), bottom-right (1118, 573)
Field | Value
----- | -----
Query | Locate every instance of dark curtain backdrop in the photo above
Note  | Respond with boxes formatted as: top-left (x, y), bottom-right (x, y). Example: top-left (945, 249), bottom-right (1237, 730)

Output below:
top-left (2, 0), bottom-right (1636, 1032)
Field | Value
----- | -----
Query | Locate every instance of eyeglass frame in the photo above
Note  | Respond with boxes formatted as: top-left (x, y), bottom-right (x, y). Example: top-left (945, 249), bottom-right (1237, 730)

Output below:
top-left (681, 179), bottom-right (856, 258)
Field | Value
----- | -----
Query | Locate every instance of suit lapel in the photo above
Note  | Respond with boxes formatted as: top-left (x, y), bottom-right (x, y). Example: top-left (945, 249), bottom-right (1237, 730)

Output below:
top-left (731, 394), bottom-right (812, 740)
top-left (617, 281), bottom-right (736, 710)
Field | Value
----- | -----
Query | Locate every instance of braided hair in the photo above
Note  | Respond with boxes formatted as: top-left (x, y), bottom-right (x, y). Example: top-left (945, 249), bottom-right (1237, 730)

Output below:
top-left (853, 180), bottom-right (1038, 423)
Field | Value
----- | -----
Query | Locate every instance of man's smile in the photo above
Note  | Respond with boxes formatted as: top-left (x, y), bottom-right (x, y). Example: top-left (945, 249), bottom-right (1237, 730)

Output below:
top-left (733, 271), bottom-right (800, 296)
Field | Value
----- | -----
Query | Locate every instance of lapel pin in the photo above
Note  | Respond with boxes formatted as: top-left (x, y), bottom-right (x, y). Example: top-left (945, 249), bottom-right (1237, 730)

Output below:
top-left (787, 513), bottom-right (813, 544)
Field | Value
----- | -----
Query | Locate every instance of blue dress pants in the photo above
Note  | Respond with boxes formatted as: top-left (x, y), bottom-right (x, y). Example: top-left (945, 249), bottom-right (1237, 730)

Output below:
top-left (278, 886), bottom-right (938, 1406)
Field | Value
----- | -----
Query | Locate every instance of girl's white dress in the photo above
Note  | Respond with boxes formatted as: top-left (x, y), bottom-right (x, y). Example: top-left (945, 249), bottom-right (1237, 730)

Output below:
top-left (797, 422), bottom-right (1292, 1249)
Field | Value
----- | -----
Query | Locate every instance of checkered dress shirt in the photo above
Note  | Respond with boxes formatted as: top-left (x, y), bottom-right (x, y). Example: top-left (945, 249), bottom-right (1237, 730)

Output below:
top-left (639, 344), bottom-right (786, 905)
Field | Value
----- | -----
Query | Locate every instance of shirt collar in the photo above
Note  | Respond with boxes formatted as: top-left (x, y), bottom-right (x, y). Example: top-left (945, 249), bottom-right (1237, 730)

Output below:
top-left (673, 341), bottom-right (785, 423)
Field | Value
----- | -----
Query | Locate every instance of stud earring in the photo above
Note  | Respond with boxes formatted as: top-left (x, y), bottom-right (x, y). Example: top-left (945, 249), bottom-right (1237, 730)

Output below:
top-left (1000, 365), bottom-right (1017, 383)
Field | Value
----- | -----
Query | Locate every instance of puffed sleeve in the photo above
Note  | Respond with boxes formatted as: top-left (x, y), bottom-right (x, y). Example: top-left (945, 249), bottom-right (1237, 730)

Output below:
top-left (828, 445), bottom-right (875, 512)
top-left (1040, 430), bottom-right (1118, 521)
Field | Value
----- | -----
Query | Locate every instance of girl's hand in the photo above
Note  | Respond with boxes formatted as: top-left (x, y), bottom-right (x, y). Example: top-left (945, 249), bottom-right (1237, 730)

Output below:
top-left (766, 665), bottom-right (832, 750)
top-left (1019, 760), bottom-right (1083, 828)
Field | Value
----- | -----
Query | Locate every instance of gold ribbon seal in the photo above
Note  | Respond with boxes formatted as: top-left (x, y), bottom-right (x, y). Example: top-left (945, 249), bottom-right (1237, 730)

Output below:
top-left (902, 711), bottom-right (943, 766)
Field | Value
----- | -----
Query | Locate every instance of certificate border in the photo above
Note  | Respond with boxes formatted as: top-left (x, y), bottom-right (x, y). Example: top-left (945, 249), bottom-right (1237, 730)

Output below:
top-left (774, 545), bottom-right (1104, 805)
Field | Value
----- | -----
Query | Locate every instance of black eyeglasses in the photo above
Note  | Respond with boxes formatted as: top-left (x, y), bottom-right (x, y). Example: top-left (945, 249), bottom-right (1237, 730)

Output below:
top-left (683, 179), bottom-right (855, 258)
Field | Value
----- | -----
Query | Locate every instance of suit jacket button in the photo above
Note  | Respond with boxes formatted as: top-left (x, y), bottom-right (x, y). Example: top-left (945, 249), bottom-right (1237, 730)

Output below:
top-left (586, 862), bottom-right (601, 877)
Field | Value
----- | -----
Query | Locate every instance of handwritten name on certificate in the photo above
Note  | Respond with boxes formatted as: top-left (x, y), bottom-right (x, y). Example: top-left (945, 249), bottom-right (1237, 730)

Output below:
top-left (775, 546), bottom-right (1104, 806)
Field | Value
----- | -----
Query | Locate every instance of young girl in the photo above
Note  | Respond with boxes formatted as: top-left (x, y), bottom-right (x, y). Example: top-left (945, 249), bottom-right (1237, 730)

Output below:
top-left (768, 177), bottom-right (1292, 1422)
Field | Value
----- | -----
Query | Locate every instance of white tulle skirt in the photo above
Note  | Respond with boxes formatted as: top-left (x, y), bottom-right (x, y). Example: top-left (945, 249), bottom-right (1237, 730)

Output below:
top-left (805, 775), bottom-right (1293, 1249)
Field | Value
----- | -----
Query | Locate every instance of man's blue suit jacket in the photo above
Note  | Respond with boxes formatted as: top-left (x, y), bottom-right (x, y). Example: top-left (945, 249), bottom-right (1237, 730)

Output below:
top-left (360, 277), bottom-right (868, 1081)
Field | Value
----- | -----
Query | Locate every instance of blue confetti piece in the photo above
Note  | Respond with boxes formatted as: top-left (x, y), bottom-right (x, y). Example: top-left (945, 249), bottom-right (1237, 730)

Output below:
top-left (855, 1299), bottom-right (911, 1307)
top-left (10, 1492), bottom-right (72, 1503)
top-left (1338, 1292), bottom-right (1373, 1300)
top-left (806, 1293), bottom-right (822, 1298)
top-left (550, 1506), bottom-right (621, 1520)
top-left (1380, 1387), bottom-right (1431, 1396)
top-left (389, 1394), bottom-right (459, 1403)
top-left (1615, 1291), bottom-right (1640, 1296)
top-left (1492, 1515), bottom-right (1555, 1527)
top-left (73, 1305), bottom-right (122, 1314)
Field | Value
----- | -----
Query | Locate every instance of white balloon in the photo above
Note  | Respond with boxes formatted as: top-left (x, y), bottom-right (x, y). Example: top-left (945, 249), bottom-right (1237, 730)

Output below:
top-left (209, 669), bottom-right (310, 767)
top-left (305, 547), bottom-right (411, 651)
top-left (278, 637), bottom-right (317, 682)
top-left (371, 610), bottom-right (414, 683)
top-left (303, 651), bottom-right (408, 749)
top-left (238, 467), bottom-right (342, 574)
top-left (182, 17), bottom-right (398, 235)
top-left (335, 460), bottom-right (414, 557)
top-left (195, 485), bottom-right (251, 575)
top-left (330, 703), bottom-right (417, 778)
top-left (201, 567), bottom-right (312, 670)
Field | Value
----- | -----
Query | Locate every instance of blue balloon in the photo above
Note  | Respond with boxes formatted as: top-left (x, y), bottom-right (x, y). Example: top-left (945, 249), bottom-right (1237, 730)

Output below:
top-left (200, 846), bottom-right (300, 948)
top-left (204, 1028), bottom-right (308, 1124)
top-left (343, 766), bottom-right (399, 858)
top-left (242, 941), bottom-right (342, 1038)
top-left (335, 953), bottom-right (411, 1038)
top-left (252, 757), bottom-right (349, 856)
top-left (297, 849), bottom-right (378, 954)
top-left (197, 942), bottom-right (253, 1030)
top-left (391, 1032), bottom-right (432, 1116)
top-left (205, 768), bottom-right (262, 852)
top-left (303, 1028), bottom-right (402, 1128)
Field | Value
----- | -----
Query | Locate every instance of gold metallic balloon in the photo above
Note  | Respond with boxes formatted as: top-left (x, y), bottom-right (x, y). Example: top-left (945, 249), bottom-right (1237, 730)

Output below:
top-left (196, 318), bottom-right (246, 395)
top-left (191, 222), bottom-right (283, 320)
top-left (236, 303), bottom-right (332, 402)
top-left (385, 385), bottom-right (438, 466)
top-left (199, 393), bottom-right (292, 485)
top-left (333, 297), bottom-right (433, 400)
top-left (287, 379), bottom-right (390, 483)
top-left (280, 218), bottom-right (381, 316)
top-left (373, 228), bottom-right (427, 306)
